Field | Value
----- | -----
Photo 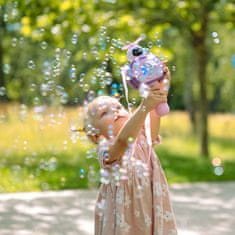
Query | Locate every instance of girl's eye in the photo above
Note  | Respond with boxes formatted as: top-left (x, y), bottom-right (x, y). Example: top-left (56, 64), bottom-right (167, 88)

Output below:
top-left (101, 111), bottom-right (107, 117)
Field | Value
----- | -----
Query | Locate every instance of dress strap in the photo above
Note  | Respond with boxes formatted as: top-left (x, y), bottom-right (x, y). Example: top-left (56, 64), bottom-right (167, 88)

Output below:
top-left (144, 113), bottom-right (152, 163)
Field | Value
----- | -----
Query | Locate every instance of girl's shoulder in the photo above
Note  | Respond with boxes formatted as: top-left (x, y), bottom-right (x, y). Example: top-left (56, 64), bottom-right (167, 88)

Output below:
top-left (96, 137), bottom-right (120, 169)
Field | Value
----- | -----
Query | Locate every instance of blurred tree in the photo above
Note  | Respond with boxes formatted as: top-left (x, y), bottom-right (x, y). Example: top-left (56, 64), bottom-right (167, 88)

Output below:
top-left (0, 4), bottom-right (8, 101)
top-left (105, 0), bottom-right (234, 157)
top-left (0, 0), bottom-right (234, 158)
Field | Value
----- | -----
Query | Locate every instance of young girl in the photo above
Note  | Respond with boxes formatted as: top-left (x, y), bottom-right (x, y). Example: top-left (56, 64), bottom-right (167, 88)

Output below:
top-left (83, 66), bottom-right (178, 235)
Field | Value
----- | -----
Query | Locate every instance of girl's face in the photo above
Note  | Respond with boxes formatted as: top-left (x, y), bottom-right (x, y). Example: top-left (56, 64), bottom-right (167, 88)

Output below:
top-left (92, 99), bottom-right (129, 140)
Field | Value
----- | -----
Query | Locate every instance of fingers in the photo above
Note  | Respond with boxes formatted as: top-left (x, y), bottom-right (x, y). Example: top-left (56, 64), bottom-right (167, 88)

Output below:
top-left (163, 66), bottom-right (171, 80)
top-left (153, 95), bottom-right (167, 103)
top-left (149, 83), bottom-right (160, 90)
top-left (150, 91), bottom-right (168, 103)
top-left (152, 89), bottom-right (168, 95)
top-left (162, 60), bottom-right (168, 66)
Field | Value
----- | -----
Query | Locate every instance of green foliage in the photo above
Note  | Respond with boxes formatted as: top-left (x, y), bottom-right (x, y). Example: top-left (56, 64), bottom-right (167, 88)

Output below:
top-left (0, 0), bottom-right (234, 111)
top-left (0, 106), bottom-right (234, 192)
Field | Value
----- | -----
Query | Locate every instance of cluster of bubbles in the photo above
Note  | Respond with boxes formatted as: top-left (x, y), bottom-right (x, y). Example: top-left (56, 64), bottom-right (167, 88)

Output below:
top-left (98, 26), bottom-right (109, 51)
top-left (107, 124), bottom-right (114, 139)
top-left (69, 64), bottom-right (77, 82)
top-left (39, 157), bottom-right (57, 171)
top-left (99, 152), bottom-right (150, 187)
top-left (0, 11), bottom-right (179, 192)
top-left (100, 163), bottom-right (129, 186)
top-left (28, 60), bottom-right (36, 70)
top-left (85, 123), bottom-right (100, 137)
top-left (2, 1), bottom-right (19, 22)
top-left (110, 82), bottom-right (123, 98)
top-left (211, 157), bottom-right (224, 176)
top-left (211, 31), bottom-right (220, 44)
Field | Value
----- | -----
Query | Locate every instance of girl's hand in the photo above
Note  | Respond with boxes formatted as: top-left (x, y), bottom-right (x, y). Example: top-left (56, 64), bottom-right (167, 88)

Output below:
top-left (163, 65), bottom-right (171, 95)
top-left (163, 65), bottom-right (171, 82)
top-left (142, 86), bottom-right (167, 112)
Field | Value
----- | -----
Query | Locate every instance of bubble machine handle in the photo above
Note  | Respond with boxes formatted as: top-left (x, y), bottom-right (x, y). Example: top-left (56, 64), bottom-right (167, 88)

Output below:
top-left (155, 102), bottom-right (170, 116)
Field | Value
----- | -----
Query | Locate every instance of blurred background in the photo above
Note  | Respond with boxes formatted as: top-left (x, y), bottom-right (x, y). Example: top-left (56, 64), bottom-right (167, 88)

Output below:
top-left (0, 0), bottom-right (234, 193)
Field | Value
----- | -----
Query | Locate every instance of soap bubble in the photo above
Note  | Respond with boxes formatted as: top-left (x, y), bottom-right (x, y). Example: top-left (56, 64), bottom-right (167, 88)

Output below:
top-left (60, 93), bottom-right (69, 104)
top-left (33, 97), bottom-right (40, 106)
top-left (211, 157), bottom-right (222, 167)
top-left (60, 177), bottom-right (66, 186)
top-left (103, 0), bottom-right (116, 3)
top-left (211, 32), bottom-right (218, 38)
top-left (147, 41), bottom-right (153, 48)
top-left (39, 28), bottom-right (45, 36)
top-left (87, 90), bottom-right (96, 101)
top-left (139, 83), bottom-right (149, 98)
top-left (41, 182), bottom-right (50, 191)
top-left (3, 64), bottom-right (11, 74)
top-left (211, 32), bottom-right (220, 44)
top-left (71, 33), bottom-right (78, 44)
top-left (155, 39), bottom-right (162, 47)
top-left (100, 169), bottom-right (110, 184)
top-left (131, 97), bottom-right (136, 105)
top-left (231, 55), bottom-right (235, 68)
top-left (128, 136), bottom-right (134, 143)
top-left (171, 65), bottom-right (176, 72)
top-left (0, 87), bottom-right (6, 96)
top-left (88, 165), bottom-right (98, 187)
top-left (11, 37), bottom-right (17, 47)
top-left (86, 149), bottom-right (96, 159)
top-left (97, 89), bottom-right (104, 96)
top-left (64, 49), bottom-right (71, 59)
top-left (40, 83), bottom-right (50, 96)
top-left (214, 166), bottom-right (224, 176)
top-left (40, 41), bottom-right (48, 50)
top-left (79, 168), bottom-right (85, 178)
top-left (83, 83), bottom-right (90, 92)
top-left (90, 76), bottom-right (97, 85)
top-left (28, 60), bottom-right (36, 70)
top-left (69, 64), bottom-right (77, 81)
top-left (30, 83), bottom-right (37, 92)
top-left (213, 38), bottom-right (220, 44)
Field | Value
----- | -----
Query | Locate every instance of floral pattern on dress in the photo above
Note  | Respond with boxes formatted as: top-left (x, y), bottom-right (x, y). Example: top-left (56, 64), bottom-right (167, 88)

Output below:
top-left (95, 125), bottom-right (178, 235)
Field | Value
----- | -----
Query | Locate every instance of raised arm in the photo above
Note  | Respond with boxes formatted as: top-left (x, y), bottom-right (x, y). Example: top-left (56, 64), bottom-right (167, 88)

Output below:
top-left (104, 101), bottom-right (148, 164)
top-left (105, 87), bottom-right (167, 164)
top-left (150, 110), bottom-right (161, 142)
top-left (149, 65), bottom-right (171, 144)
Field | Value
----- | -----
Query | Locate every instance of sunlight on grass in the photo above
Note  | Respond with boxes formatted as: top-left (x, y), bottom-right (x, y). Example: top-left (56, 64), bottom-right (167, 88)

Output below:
top-left (0, 104), bottom-right (234, 192)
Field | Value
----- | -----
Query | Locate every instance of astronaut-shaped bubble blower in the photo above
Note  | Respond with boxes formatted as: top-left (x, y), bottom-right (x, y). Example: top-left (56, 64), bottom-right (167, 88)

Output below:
top-left (121, 35), bottom-right (170, 117)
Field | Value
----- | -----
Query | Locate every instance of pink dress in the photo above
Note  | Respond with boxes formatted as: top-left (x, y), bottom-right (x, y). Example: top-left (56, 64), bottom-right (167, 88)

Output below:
top-left (94, 117), bottom-right (178, 235)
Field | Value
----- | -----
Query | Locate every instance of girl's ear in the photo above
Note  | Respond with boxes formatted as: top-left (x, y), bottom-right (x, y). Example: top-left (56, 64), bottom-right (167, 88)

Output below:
top-left (88, 134), bottom-right (99, 144)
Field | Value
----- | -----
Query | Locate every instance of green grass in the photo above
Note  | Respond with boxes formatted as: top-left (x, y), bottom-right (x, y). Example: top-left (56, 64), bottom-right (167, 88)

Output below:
top-left (0, 104), bottom-right (234, 193)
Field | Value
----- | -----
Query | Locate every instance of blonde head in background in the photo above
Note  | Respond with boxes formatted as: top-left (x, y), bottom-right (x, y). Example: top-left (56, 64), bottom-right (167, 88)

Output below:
top-left (83, 96), bottom-right (130, 144)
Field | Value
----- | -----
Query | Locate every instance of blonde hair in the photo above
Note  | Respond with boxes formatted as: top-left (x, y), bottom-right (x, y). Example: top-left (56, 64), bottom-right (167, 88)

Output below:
top-left (83, 95), bottom-right (121, 144)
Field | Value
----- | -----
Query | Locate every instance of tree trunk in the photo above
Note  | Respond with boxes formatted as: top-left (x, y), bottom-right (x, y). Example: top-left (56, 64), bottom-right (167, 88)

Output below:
top-left (183, 47), bottom-right (197, 134)
top-left (0, 6), bottom-right (8, 102)
top-left (193, 27), bottom-right (210, 158)
top-left (197, 43), bottom-right (209, 158)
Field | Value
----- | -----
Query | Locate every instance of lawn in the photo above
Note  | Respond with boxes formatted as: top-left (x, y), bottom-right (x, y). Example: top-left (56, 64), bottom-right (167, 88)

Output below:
top-left (0, 103), bottom-right (234, 192)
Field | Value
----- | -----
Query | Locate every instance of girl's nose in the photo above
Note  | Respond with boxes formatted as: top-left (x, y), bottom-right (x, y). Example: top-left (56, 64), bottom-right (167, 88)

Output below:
top-left (114, 110), bottom-right (118, 117)
top-left (113, 108), bottom-right (119, 118)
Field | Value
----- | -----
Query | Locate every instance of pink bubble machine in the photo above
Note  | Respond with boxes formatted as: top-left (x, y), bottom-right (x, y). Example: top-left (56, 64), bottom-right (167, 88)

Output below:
top-left (121, 35), bottom-right (170, 116)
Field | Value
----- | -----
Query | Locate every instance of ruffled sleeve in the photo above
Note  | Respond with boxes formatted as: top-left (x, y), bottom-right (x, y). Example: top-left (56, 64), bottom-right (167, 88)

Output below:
top-left (96, 138), bottom-right (121, 169)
